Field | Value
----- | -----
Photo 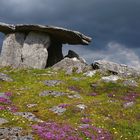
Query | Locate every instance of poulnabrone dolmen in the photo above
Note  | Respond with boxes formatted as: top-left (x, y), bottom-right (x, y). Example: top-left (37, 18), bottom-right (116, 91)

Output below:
top-left (0, 22), bottom-right (92, 69)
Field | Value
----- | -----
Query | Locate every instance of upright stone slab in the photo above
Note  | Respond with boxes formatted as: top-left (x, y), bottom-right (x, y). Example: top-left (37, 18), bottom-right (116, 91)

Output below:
top-left (46, 39), bottom-right (63, 67)
top-left (22, 31), bottom-right (50, 69)
top-left (0, 33), bottom-right (25, 67)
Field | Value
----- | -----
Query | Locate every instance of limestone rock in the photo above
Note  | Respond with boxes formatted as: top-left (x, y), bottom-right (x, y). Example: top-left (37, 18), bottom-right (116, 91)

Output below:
top-left (0, 22), bottom-right (92, 45)
top-left (52, 57), bottom-right (91, 74)
top-left (0, 118), bottom-right (9, 125)
top-left (43, 80), bottom-right (63, 87)
top-left (92, 60), bottom-right (140, 77)
top-left (22, 32), bottom-right (50, 69)
top-left (123, 79), bottom-right (138, 87)
top-left (83, 70), bottom-right (96, 77)
top-left (123, 102), bottom-right (134, 108)
top-left (101, 75), bottom-right (121, 83)
top-left (39, 90), bottom-right (67, 97)
top-left (65, 50), bottom-right (86, 63)
top-left (0, 33), bottom-right (25, 67)
top-left (76, 104), bottom-right (87, 110)
top-left (0, 73), bottom-right (13, 82)
top-left (14, 112), bottom-right (43, 122)
top-left (49, 106), bottom-right (66, 115)
top-left (0, 127), bottom-right (33, 140)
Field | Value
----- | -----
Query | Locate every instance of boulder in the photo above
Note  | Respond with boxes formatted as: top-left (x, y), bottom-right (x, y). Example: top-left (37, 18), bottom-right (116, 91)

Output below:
top-left (0, 33), bottom-right (25, 67)
top-left (65, 50), bottom-right (86, 63)
top-left (22, 31), bottom-right (50, 69)
top-left (92, 60), bottom-right (140, 77)
top-left (52, 57), bottom-right (92, 74)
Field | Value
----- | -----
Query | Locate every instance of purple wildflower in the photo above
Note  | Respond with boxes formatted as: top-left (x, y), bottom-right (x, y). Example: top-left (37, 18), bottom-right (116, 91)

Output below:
top-left (0, 97), bottom-right (11, 104)
top-left (4, 92), bottom-right (13, 97)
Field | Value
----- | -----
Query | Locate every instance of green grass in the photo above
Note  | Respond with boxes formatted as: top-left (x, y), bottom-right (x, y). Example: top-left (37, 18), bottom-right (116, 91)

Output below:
top-left (0, 67), bottom-right (140, 140)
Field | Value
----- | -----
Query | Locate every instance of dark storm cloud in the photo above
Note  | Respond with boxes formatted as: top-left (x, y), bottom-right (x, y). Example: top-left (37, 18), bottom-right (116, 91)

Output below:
top-left (0, 0), bottom-right (140, 66)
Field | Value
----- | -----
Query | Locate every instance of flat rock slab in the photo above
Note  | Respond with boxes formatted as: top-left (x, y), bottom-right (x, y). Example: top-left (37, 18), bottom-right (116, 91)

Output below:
top-left (0, 127), bottom-right (33, 140)
top-left (0, 73), bottom-right (13, 82)
top-left (43, 80), bottom-right (63, 87)
top-left (49, 106), bottom-right (66, 115)
top-left (93, 60), bottom-right (140, 77)
top-left (101, 75), bottom-right (121, 83)
top-left (123, 79), bottom-right (138, 87)
top-left (0, 22), bottom-right (92, 45)
top-left (0, 118), bottom-right (9, 125)
top-left (14, 112), bottom-right (42, 122)
top-left (39, 90), bottom-right (67, 97)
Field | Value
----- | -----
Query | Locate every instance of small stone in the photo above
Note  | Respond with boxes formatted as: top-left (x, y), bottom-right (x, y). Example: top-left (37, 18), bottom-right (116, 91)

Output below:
top-left (14, 112), bottom-right (43, 122)
top-left (0, 92), bottom-right (9, 99)
top-left (0, 118), bottom-right (9, 125)
top-left (26, 104), bottom-right (37, 108)
top-left (43, 80), bottom-right (63, 87)
top-left (83, 70), bottom-right (96, 77)
top-left (76, 104), bottom-right (87, 110)
top-left (0, 73), bottom-right (13, 82)
top-left (123, 102), bottom-right (134, 108)
top-left (68, 94), bottom-right (81, 99)
top-left (101, 75), bottom-right (120, 83)
top-left (39, 90), bottom-right (67, 97)
top-left (123, 79), bottom-right (138, 87)
top-left (72, 77), bottom-right (80, 81)
top-left (49, 106), bottom-right (66, 115)
top-left (78, 124), bottom-right (90, 128)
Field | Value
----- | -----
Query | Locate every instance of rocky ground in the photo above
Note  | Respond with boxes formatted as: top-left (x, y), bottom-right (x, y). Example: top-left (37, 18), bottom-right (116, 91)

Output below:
top-left (0, 60), bottom-right (140, 140)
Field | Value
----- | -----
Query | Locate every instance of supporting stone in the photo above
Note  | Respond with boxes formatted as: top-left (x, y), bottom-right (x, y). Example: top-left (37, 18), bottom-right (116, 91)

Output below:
top-left (0, 33), bottom-right (25, 67)
top-left (22, 31), bottom-right (50, 69)
top-left (46, 39), bottom-right (63, 67)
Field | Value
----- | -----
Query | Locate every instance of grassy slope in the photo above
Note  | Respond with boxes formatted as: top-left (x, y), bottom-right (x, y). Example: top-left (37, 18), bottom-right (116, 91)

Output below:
top-left (0, 67), bottom-right (140, 140)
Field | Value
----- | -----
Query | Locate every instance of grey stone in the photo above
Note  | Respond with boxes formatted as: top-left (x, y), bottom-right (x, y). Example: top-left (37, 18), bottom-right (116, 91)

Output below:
top-left (92, 60), bottom-right (140, 77)
top-left (52, 57), bottom-right (91, 74)
top-left (101, 75), bottom-right (121, 83)
top-left (0, 73), bottom-right (13, 82)
top-left (0, 118), bottom-right (9, 125)
top-left (0, 127), bottom-right (33, 140)
top-left (0, 33), bottom-right (25, 67)
top-left (123, 79), bottom-right (138, 87)
top-left (123, 102), bottom-right (134, 108)
top-left (68, 93), bottom-right (81, 99)
top-left (83, 70), bottom-right (96, 77)
top-left (22, 31), bottom-right (50, 69)
top-left (14, 112), bottom-right (43, 122)
top-left (76, 104), bottom-right (87, 110)
top-left (26, 104), bottom-right (37, 108)
top-left (43, 80), bottom-right (63, 87)
top-left (50, 106), bottom-right (66, 115)
top-left (39, 90), bottom-right (67, 97)
top-left (65, 50), bottom-right (86, 64)
top-left (0, 92), bottom-right (9, 99)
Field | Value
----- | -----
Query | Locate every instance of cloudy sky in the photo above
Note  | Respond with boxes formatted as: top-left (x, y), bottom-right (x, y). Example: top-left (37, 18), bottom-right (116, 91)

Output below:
top-left (0, 0), bottom-right (140, 67)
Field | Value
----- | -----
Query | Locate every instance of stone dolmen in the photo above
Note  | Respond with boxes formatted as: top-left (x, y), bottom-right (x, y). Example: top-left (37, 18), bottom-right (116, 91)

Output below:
top-left (0, 22), bottom-right (92, 69)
